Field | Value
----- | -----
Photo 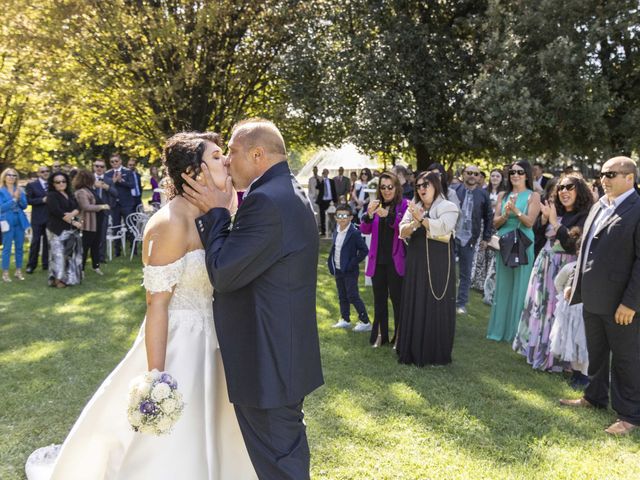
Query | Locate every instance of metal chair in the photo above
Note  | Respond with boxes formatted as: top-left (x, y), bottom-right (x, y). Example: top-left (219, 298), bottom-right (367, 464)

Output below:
top-left (125, 213), bottom-right (149, 260)
top-left (105, 215), bottom-right (127, 261)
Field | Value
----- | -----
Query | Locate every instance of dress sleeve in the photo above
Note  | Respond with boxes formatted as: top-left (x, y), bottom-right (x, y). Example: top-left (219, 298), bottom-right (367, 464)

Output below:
top-left (142, 258), bottom-right (185, 294)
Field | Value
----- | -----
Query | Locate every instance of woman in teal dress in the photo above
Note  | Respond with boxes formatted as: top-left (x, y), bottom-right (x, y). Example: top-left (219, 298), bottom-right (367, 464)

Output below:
top-left (486, 161), bottom-right (541, 342)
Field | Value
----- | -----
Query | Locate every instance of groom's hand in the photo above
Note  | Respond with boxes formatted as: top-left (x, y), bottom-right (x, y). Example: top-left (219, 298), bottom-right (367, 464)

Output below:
top-left (182, 163), bottom-right (233, 214)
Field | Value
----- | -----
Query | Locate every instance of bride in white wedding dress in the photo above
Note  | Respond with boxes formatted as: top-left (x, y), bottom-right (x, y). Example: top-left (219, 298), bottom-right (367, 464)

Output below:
top-left (26, 133), bottom-right (256, 479)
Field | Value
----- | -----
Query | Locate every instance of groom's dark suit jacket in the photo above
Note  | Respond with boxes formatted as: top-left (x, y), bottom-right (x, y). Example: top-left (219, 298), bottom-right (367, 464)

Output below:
top-left (197, 161), bottom-right (324, 409)
top-left (570, 191), bottom-right (640, 315)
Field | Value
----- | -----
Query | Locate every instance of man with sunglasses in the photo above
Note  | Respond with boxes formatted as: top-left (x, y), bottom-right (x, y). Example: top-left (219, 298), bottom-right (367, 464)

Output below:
top-left (453, 165), bottom-right (493, 314)
top-left (25, 166), bottom-right (51, 273)
top-left (561, 156), bottom-right (640, 436)
top-left (93, 159), bottom-right (118, 263)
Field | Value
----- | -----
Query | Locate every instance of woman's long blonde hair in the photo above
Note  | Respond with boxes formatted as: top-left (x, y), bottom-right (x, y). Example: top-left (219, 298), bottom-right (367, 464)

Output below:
top-left (0, 168), bottom-right (19, 189)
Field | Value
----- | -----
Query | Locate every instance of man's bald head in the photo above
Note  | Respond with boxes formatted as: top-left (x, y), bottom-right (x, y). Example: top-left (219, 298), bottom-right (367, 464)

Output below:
top-left (604, 156), bottom-right (638, 176)
top-left (231, 118), bottom-right (287, 159)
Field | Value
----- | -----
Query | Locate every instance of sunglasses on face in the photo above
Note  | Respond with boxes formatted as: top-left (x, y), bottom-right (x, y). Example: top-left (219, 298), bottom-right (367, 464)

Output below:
top-left (465, 171), bottom-right (480, 176)
top-left (335, 213), bottom-right (351, 219)
top-left (94, 165), bottom-right (105, 168)
top-left (6, 174), bottom-right (17, 177)
top-left (379, 185), bottom-right (395, 191)
top-left (39, 170), bottom-right (50, 173)
top-left (509, 169), bottom-right (526, 176)
top-left (557, 183), bottom-right (576, 192)
top-left (53, 180), bottom-right (67, 184)
top-left (600, 171), bottom-right (625, 179)
top-left (415, 181), bottom-right (430, 190)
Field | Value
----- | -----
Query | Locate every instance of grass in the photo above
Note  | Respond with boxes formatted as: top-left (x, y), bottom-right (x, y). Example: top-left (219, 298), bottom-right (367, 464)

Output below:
top-left (1, 240), bottom-right (639, 479)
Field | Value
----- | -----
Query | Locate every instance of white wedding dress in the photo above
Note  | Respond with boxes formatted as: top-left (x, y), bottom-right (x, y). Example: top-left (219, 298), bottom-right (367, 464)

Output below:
top-left (26, 249), bottom-right (257, 480)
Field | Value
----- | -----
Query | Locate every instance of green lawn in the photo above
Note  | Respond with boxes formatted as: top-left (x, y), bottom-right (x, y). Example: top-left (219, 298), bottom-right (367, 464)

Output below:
top-left (1, 240), bottom-right (639, 479)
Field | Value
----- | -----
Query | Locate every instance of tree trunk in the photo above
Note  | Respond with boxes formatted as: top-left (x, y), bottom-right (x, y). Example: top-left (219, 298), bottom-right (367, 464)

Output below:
top-left (414, 143), bottom-right (432, 172)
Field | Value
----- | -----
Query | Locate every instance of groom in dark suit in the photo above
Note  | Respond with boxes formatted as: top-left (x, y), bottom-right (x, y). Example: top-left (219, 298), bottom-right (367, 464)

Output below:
top-left (561, 156), bottom-right (640, 435)
top-left (182, 119), bottom-right (324, 479)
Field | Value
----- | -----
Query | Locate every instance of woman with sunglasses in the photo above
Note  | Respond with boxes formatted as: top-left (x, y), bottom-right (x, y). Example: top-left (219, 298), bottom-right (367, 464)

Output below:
top-left (487, 160), bottom-right (541, 342)
top-left (513, 173), bottom-right (593, 370)
top-left (46, 172), bottom-right (83, 288)
top-left (396, 172), bottom-right (460, 365)
top-left (0, 168), bottom-right (30, 282)
top-left (360, 171), bottom-right (408, 347)
top-left (352, 168), bottom-right (373, 221)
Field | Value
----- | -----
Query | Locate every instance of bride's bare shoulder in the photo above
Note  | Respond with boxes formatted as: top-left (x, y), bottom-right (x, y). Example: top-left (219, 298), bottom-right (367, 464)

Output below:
top-left (142, 201), bottom-right (191, 266)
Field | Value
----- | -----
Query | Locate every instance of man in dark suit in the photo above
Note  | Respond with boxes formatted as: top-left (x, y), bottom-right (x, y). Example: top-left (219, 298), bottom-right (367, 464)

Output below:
top-left (105, 154), bottom-right (135, 256)
top-left (561, 156), bottom-right (640, 436)
top-left (93, 159), bottom-right (118, 262)
top-left (316, 168), bottom-right (337, 236)
top-left (533, 162), bottom-right (548, 192)
top-left (127, 158), bottom-right (143, 211)
top-left (332, 166), bottom-right (351, 200)
top-left (183, 119), bottom-right (323, 480)
top-left (25, 165), bottom-right (50, 273)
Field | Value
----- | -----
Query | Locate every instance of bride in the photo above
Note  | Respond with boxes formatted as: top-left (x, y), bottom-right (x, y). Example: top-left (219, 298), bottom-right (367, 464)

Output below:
top-left (26, 133), bottom-right (257, 479)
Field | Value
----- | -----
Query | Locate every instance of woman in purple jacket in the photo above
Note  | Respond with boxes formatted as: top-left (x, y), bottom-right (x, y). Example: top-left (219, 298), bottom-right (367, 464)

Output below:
top-left (360, 171), bottom-right (409, 347)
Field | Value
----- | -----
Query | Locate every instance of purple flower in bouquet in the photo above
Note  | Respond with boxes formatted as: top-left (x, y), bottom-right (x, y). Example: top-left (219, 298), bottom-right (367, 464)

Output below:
top-left (140, 400), bottom-right (157, 416)
top-left (159, 373), bottom-right (178, 390)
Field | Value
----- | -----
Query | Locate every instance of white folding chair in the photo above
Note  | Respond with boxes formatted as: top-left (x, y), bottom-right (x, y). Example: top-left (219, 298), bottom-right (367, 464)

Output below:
top-left (105, 215), bottom-right (127, 261)
top-left (125, 213), bottom-right (149, 261)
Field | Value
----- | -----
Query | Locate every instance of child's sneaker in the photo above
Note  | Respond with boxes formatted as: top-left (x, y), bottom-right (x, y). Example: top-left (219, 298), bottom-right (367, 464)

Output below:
top-left (353, 321), bottom-right (372, 332)
top-left (332, 319), bottom-right (352, 329)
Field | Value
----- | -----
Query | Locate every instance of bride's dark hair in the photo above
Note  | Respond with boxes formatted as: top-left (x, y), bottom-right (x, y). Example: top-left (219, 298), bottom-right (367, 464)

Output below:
top-left (162, 131), bottom-right (222, 199)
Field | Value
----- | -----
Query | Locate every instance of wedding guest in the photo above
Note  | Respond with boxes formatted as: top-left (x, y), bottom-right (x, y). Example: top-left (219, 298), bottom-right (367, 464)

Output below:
top-left (392, 165), bottom-right (414, 200)
top-left (426, 162), bottom-right (460, 207)
top-left (513, 173), bottom-right (593, 370)
top-left (533, 177), bottom-right (559, 256)
top-left (329, 204), bottom-right (371, 332)
top-left (0, 168), bottom-right (30, 282)
top-left (46, 172), bottom-right (83, 288)
top-left (397, 172), bottom-right (459, 365)
top-left (127, 158), bottom-right (143, 211)
top-left (478, 171), bottom-right (487, 189)
top-left (486, 160), bottom-right (541, 342)
top-left (25, 165), bottom-right (50, 274)
top-left (471, 168), bottom-right (505, 302)
top-left (359, 171), bottom-right (408, 347)
top-left (316, 168), bottom-right (337, 236)
top-left (533, 162), bottom-right (548, 192)
top-left (333, 166), bottom-right (351, 200)
top-left (105, 153), bottom-right (135, 256)
top-left (351, 168), bottom-right (372, 220)
top-left (452, 164), bottom-right (493, 315)
top-left (560, 156), bottom-right (640, 436)
top-left (74, 170), bottom-right (110, 275)
top-left (149, 165), bottom-right (162, 206)
top-left (93, 159), bottom-right (117, 263)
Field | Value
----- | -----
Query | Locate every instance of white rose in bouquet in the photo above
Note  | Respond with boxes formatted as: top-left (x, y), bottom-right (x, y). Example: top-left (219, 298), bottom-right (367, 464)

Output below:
top-left (161, 397), bottom-right (177, 414)
top-left (151, 382), bottom-right (171, 402)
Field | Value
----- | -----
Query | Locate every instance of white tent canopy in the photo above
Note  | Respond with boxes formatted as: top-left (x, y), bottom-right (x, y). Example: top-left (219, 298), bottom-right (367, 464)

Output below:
top-left (295, 143), bottom-right (380, 188)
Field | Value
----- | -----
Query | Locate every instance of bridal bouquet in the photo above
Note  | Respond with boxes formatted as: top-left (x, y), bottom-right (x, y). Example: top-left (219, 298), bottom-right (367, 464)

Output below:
top-left (127, 370), bottom-right (185, 435)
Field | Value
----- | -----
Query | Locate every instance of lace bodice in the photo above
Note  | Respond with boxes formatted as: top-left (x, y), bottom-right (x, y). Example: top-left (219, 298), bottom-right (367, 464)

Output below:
top-left (142, 249), bottom-right (214, 335)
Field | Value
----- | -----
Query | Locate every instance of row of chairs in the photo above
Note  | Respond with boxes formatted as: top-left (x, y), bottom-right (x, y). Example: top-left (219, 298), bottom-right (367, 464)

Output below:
top-left (105, 211), bottom-right (150, 261)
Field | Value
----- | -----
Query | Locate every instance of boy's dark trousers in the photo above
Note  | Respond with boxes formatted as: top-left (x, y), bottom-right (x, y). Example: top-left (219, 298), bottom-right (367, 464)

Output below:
top-left (335, 269), bottom-right (369, 323)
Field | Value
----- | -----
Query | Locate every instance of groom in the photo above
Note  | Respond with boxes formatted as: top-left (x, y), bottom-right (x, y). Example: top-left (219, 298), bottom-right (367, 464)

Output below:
top-left (182, 118), bottom-right (324, 479)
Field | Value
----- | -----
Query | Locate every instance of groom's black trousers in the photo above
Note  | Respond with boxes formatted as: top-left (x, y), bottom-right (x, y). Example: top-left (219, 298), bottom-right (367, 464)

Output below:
top-left (234, 400), bottom-right (310, 480)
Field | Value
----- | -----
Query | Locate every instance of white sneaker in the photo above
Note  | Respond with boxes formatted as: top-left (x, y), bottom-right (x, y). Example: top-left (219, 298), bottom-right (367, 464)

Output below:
top-left (332, 319), bottom-right (352, 329)
top-left (93, 268), bottom-right (104, 276)
top-left (353, 321), bottom-right (372, 332)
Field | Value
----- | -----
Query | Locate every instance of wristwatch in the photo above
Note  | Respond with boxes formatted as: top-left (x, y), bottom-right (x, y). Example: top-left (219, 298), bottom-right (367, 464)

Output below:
top-left (516, 211), bottom-right (523, 218)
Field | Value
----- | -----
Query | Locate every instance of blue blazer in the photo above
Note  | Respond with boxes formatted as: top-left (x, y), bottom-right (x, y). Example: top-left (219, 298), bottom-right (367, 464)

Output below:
top-left (26, 180), bottom-right (49, 225)
top-left (196, 161), bottom-right (324, 409)
top-left (0, 187), bottom-right (30, 230)
top-left (327, 223), bottom-right (369, 275)
top-left (105, 167), bottom-right (135, 208)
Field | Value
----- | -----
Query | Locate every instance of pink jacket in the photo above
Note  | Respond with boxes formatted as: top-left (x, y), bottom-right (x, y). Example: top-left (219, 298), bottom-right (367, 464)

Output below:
top-left (359, 198), bottom-right (408, 277)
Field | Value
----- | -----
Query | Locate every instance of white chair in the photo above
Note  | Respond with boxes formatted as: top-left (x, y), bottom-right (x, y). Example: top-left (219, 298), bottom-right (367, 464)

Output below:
top-left (125, 213), bottom-right (149, 261)
top-left (105, 215), bottom-right (127, 261)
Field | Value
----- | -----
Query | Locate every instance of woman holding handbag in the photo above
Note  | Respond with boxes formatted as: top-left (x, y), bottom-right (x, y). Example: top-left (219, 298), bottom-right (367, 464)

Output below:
top-left (0, 168), bottom-right (30, 282)
top-left (486, 160), bottom-right (541, 343)
top-left (396, 171), bottom-right (460, 366)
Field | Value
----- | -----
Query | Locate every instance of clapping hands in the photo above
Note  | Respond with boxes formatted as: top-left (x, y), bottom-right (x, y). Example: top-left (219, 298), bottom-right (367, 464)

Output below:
top-left (408, 201), bottom-right (424, 222)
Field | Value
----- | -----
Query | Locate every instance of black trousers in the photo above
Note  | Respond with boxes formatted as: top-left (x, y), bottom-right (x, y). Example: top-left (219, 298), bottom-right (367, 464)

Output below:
top-left (234, 400), bottom-right (310, 480)
top-left (335, 270), bottom-right (369, 323)
top-left (583, 309), bottom-right (640, 425)
top-left (317, 199), bottom-right (331, 235)
top-left (370, 263), bottom-right (403, 345)
top-left (97, 211), bottom-right (108, 263)
top-left (27, 221), bottom-right (49, 270)
top-left (82, 230), bottom-right (100, 270)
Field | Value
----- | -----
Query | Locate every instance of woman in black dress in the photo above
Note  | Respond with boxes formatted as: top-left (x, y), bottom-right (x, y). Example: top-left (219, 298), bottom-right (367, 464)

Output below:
top-left (396, 172), bottom-right (460, 366)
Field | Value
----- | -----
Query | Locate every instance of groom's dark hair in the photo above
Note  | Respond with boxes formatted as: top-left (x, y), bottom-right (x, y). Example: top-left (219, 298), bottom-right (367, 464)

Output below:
top-left (162, 131), bottom-right (221, 198)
